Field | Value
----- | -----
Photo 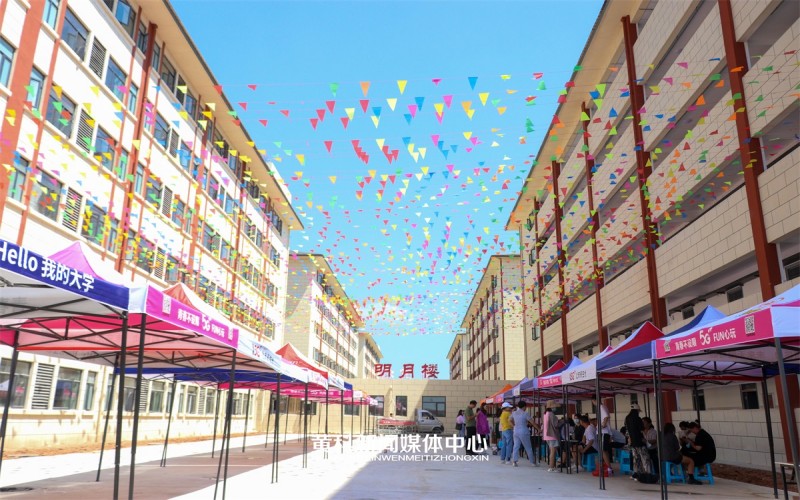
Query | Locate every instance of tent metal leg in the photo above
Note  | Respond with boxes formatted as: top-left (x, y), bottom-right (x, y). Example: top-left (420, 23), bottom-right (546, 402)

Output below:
top-left (0, 331), bottom-right (20, 480)
top-left (242, 389), bottom-right (251, 452)
top-left (774, 339), bottom-right (800, 489)
top-left (317, 404), bottom-right (322, 435)
top-left (595, 377), bottom-right (604, 491)
top-left (340, 390), bottom-right (344, 453)
top-left (97, 354), bottom-right (120, 481)
top-left (692, 381), bottom-right (701, 424)
top-left (160, 378), bottom-right (178, 467)
top-left (211, 385), bottom-right (221, 458)
top-left (127, 316), bottom-right (147, 500)
top-left (271, 375), bottom-right (281, 484)
top-left (325, 388), bottom-right (329, 437)
top-left (350, 393), bottom-right (354, 447)
top-left (222, 352), bottom-right (237, 500)
top-left (265, 393), bottom-right (272, 449)
top-left (113, 311), bottom-right (128, 500)
top-left (303, 382), bottom-right (310, 468)
top-left (761, 375), bottom-right (778, 499)
top-left (283, 402), bottom-right (289, 444)
top-left (653, 359), bottom-right (667, 500)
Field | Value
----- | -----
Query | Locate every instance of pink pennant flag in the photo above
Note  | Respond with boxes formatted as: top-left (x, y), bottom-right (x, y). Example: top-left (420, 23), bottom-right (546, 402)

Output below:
top-left (247, 84), bottom-right (257, 91)
top-left (238, 102), bottom-right (247, 111)
top-left (432, 78), bottom-right (442, 86)
top-left (310, 118), bottom-right (318, 130)
top-left (324, 140), bottom-right (333, 153)
top-left (326, 100), bottom-right (336, 113)
top-left (316, 109), bottom-right (325, 121)
top-left (341, 117), bottom-right (349, 129)
top-left (259, 119), bottom-right (268, 127)
top-left (360, 99), bottom-right (370, 113)
top-left (280, 109), bottom-right (290, 118)
top-left (408, 104), bottom-right (417, 118)
top-left (431, 134), bottom-right (440, 146)
top-left (443, 95), bottom-right (453, 108)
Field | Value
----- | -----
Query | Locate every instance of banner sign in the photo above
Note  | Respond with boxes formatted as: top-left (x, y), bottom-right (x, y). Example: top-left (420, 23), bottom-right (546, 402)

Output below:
top-left (238, 337), bottom-right (282, 372)
top-left (0, 239), bottom-right (129, 310)
top-left (655, 308), bottom-right (772, 359)
top-left (146, 288), bottom-right (238, 348)
top-left (538, 374), bottom-right (562, 388)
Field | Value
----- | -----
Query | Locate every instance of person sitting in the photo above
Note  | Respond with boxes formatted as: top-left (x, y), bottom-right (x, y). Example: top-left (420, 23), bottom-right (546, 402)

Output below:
top-left (682, 421), bottom-right (716, 485)
top-left (662, 423), bottom-right (683, 466)
top-left (678, 421), bottom-right (691, 446)
top-left (574, 415), bottom-right (598, 469)
top-left (609, 427), bottom-right (627, 456)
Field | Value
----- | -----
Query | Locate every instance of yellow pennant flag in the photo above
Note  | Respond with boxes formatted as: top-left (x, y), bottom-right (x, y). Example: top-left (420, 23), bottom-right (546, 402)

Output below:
top-left (345, 107), bottom-right (355, 120)
top-left (397, 80), bottom-right (407, 94)
top-left (479, 92), bottom-right (489, 106)
top-left (386, 98), bottom-right (397, 111)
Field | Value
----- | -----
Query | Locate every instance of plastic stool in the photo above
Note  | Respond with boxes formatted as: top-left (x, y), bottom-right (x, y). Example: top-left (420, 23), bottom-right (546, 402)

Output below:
top-left (540, 442), bottom-right (547, 459)
top-left (618, 449), bottom-right (632, 475)
top-left (582, 452), bottom-right (597, 472)
top-left (663, 461), bottom-right (686, 484)
top-left (694, 463), bottom-right (714, 484)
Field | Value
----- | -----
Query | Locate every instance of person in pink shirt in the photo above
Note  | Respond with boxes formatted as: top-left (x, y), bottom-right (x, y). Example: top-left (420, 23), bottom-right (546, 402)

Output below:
top-left (543, 400), bottom-right (560, 472)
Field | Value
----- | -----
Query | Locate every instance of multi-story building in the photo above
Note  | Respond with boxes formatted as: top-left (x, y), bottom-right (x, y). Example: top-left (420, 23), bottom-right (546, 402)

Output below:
top-left (507, 0), bottom-right (799, 469)
top-left (284, 253), bottom-right (363, 380)
top-left (357, 331), bottom-right (383, 379)
top-left (446, 332), bottom-right (467, 380)
top-left (0, 0), bottom-right (301, 449)
top-left (457, 255), bottom-right (526, 381)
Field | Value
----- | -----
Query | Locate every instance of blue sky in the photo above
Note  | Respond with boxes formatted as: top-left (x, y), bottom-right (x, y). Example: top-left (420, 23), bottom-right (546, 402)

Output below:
top-left (172, 0), bottom-right (603, 379)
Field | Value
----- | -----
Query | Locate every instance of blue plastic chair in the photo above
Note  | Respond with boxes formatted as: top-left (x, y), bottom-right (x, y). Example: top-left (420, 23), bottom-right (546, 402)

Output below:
top-left (694, 463), bottom-right (714, 484)
top-left (582, 452), bottom-right (597, 472)
top-left (663, 461), bottom-right (686, 484)
top-left (618, 449), bottom-right (632, 475)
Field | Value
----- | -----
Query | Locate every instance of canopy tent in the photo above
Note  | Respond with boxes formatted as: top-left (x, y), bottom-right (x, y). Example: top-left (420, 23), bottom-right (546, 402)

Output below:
top-left (536, 356), bottom-right (582, 390)
top-left (0, 240), bottom-right (285, 499)
top-left (666, 305), bottom-right (726, 337)
top-left (480, 383), bottom-right (514, 405)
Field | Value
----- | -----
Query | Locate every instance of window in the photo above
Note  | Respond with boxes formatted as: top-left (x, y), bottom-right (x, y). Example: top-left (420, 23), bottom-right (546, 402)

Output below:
top-left (153, 113), bottom-right (169, 148)
top-left (104, 374), bottom-right (114, 411)
top-left (185, 386), bottom-right (197, 414)
top-left (0, 359), bottom-right (31, 408)
top-left (44, 0), bottom-right (60, 29)
top-left (136, 22), bottom-right (148, 52)
top-left (105, 58), bottom-right (127, 101)
top-left (344, 403), bottom-right (360, 416)
top-left (105, 218), bottom-right (120, 254)
top-left (145, 176), bottom-right (162, 208)
top-left (32, 170), bottom-right (62, 221)
top-left (28, 68), bottom-right (46, 109)
top-left (179, 141), bottom-right (192, 170)
top-left (94, 127), bottom-right (116, 170)
top-left (369, 395), bottom-right (384, 417)
top-left (45, 88), bottom-right (76, 137)
top-left (8, 155), bottom-right (28, 202)
top-left (395, 396), bottom-right (407, 417)
top-left (183, 90), bottom-right (197, 120)
top-left (693, 389), bottom-right (706, 412)
top-left (630, 393), bottom-right (638, 405)
top-left (123, 377), bottom-right (136, 412)
top-left (172, 199), bottom-right (185, 227)
top-left (83, 372), bottom-right (96, 411)
top-left (115, 148), bottom-right (129, 180)
top-left (741, 383), bottom-right (759, 410)
top-left (421, 396), bottom-right (446, 417)
top-left (205, 388), bottom-right (216, 414)
top-left (727, 285), bottom-right (744, 303)
top-left (151, 43), bottom-right (161, 73)
top-left (159, 57), bottom-right (176, 91)
top-left (135, 237), bottom-right (154, 272)
top-left (52, 367), bottom-right (82, 410)
top-left (165, 255), bottom-right (179, 282)
top-left (81, 204), bottom-right (106, 245)
top-left (134, 163), bottom-right (145, 194)
top-left (0, 38), bottom-right (14, 87)
top-left (783, 253), bottom-right (800, 281)
top-left (681, 305), bottom-right (695, 320)
top-left (114, 0), bottom-right (135, 37)
top-left (61, 9), bottom-right (88, 60)
top-left (149, 381), bottom-right (164, 412)
top-left (531, 324), bottom-right (540, 340)
top-left (127, 82), bottom-right (138, 114)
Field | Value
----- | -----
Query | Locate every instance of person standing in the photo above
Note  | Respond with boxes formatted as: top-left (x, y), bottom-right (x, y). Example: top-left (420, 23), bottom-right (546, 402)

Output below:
top-left (592, 397), bottom-right (613, 472)
top-left (476, 403), bottom-right (491, 453)
top-left (455, 410), bottom-right (466, 438)
top-left (642, 417), bottom-right (659, 478)
top-left (464, 400), bottom-right (477, 455)
top-left (511, 401), bottom-right (539, 467)
top-left (499, 402), bottom-right (514, 464)
top-left (543, 400), bottom-right (560, 472)
top-left (624, 403), bottom-right (652, 480)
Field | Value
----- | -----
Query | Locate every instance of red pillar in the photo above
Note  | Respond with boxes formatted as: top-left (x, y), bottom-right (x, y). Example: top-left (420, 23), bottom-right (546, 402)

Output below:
top-left (552, 161), bottom-right (572, 360)
top-left (533, 199), bottom-right (548, 370)
top-left (717, 0), bottom-right (797, 461)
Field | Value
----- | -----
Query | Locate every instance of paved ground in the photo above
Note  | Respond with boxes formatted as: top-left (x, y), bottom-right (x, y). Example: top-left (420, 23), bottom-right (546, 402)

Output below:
top-left (0, 434), bottom-right (791, 499)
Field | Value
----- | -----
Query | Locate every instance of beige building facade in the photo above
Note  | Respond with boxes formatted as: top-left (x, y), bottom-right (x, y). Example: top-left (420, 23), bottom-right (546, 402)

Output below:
top-left (506, 0), bottom-right (800, 470)
top-left (455, 255), bottom-right (526, 380)
top-left (285, 254), bottom-right (363, 379)
top-left (357, 332), bottom-right (383, 379)
top-left (446, 332), bottom-right (467, 380)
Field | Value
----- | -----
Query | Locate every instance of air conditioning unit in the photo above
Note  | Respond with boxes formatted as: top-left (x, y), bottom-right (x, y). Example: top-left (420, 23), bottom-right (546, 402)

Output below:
top-left (491, 328), bottom-right (499, 338)
top-left (491, 353), bottom-right (500, 365)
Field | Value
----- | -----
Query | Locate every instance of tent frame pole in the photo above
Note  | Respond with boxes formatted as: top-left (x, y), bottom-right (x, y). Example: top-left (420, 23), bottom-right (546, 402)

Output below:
top-left (214, 350), bottom-right (236, 500)
top-left (303, 382), bottom-right (310, 467)
top-left (692, 381), bottom-right (701, 423)
top-left (350, 393), bottom-right (354, 447)
top-left (127, 316), bottom-right (147, 500)
top-left (325, 388), bottom-right (329, 437)
top-left (774, 338), bottom-right (800, 489)
top-left (113, 311), bottom-right (129, 500)
top-left (160, 378), bottom-right (178, 467)
top-left (340, 390), bottom-right (344, 453)
top-left (97, 353), bottom-right (120, 481)
top-left (283, 400), bottom-right (289, 444)
top-left (265, 391), bottom-right (273, 450)
top-left (761, 372), bottom-right (778, 499)
top-left (241, 389), bottom-right (251, 453)
top-left (595, 376), bottom-right (604, 490)
top-left (0, 330), bottom-right (20, 480)
top-left (271, 374), bottom-right (281, 484)
top-left (211, 384), bottom-right (221, 458)
top-left (653, 359), bottom-right (667, 500)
